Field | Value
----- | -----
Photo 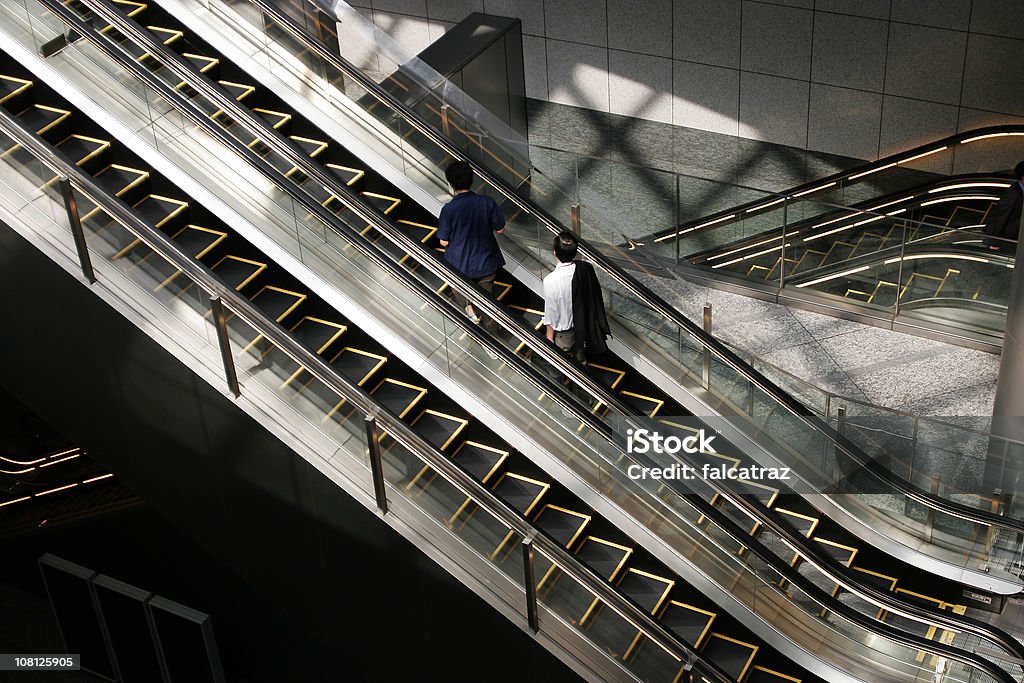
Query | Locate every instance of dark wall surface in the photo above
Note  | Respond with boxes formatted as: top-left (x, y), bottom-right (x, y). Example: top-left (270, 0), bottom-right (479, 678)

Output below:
top-left (0, 221), bottom-right (581, 683)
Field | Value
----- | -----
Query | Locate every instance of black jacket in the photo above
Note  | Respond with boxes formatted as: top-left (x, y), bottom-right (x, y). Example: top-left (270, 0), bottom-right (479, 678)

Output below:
top-left (571, 260), bottom-right (610, 358)
top-left (984, 182), bottom-right (1023, 241)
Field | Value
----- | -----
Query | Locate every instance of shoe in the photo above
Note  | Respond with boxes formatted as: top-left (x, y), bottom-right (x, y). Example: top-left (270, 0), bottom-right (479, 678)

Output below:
top-left (465, 306), bottom-right (481, 324)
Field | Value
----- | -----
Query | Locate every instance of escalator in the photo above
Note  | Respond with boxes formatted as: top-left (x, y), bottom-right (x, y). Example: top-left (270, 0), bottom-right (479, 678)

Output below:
top-left (0, 48), bottom-right (824, 683)
top-left (4, 1), bottom-right (1024, 681)
top-left (633, 132), bottom-right (1023, 347)
top-left (0, 445), bottom-right (140, 537)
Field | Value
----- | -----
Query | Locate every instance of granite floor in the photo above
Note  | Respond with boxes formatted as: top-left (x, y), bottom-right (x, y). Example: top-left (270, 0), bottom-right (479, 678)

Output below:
top-left (637, 269), bottom-right (1000, 422)
top-left (523, 100), bottom-right (1001, 423)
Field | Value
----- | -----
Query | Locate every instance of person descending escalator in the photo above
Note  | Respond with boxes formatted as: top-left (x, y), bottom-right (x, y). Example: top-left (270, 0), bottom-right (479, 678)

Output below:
top-left (983, 160), bottom-right (1024, 254)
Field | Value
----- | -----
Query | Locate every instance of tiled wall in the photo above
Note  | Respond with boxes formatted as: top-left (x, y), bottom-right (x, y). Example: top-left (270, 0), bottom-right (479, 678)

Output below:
top-left (351, 0), bottom-right (1024, 162)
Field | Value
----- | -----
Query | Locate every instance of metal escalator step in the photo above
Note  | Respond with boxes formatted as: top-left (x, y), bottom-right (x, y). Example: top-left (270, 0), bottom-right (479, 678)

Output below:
top-left (287, 316), bottom-right (346, 355)
top-left (327, 347), bottom-right (387, 387)
top-left (15, 104), bottom-right (70, 136)
top-left (209, 254), bottom-right (267, 291)
top-left (325, 162), bottom-right (364, 187)
top-left (395, 219), bottom-right (436, 244)
top-left (93, 164), bottom-right (149, 198)
top-left (774, 507), bottom-right (819, 538)
top-left (249, 285), bottom-right (307, 323)
top-left (586, 363), bottom-right (627, 391)
top-left (434, 442), bottom-right (511, 525)
top-left (575, 536), bottom-right (633, 583)
top-left (533, 503), bottom-right (590, 550)
top-left (618, 390), bottom-right (664, 417)
top-left (491, 472), bottom-right (549, 516)
top-left (133, 26), bottom-right (185, 65)
top-left (660, 600), bottom-right (716, 649)
top-left (360, 191), bottom-right (401, 215)
top-left (0, 74), bottom-right (31, 104)
top-left (94, 194), bottom-right (186, 259)
top-left (617, 567), bottom-right (674, 616)
top-left (482, 472), bottom-right (549, 558)
top-left (700, 632), bottom-right (759, 682)
top-left (408, 409), bottom-right (468, 452)
top-left (124, 224), bottom-right (224, 289)
top-left (54, 134), bottom-right (110, 167)
top-left (747, 664), bottom-right (802, 683)
top-left (369, 378), bottom-right (427, 419)
top-left (560, 536), bottom-right (635, 627)
top-left (448, 441), bottom-right (508, 484)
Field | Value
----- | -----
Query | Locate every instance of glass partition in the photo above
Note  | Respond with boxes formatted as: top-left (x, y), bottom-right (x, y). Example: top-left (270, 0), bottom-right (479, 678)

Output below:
top-left (135, 0), bottom-right (1024, 584)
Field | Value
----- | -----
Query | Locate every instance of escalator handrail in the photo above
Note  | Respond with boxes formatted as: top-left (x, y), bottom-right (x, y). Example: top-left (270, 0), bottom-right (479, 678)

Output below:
top-left (650, 125), bottom-right (1024, 243)
top-left (0, 93), bottom-right (742, 683)
top-left (685, 173), bottom-right (1016, 264)
top-left (59, 0), bottom-right (1024, 671)
top-left (32, 1), bottom-right (1024, 673)
top-left (240, 0), bottom-right (1024, 537)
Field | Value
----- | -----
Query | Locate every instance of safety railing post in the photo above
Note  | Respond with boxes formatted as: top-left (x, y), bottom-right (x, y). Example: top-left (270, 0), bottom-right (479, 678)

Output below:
top-left (58, 177), bottom-right (96, 284)
top-left (522, 537), bottom-right (539, 632)
top-left (440, 103), bottom-right (451, 139)
top-left (570, 203), bottom-right (581, 236)
top-left (365, 416), bottom-right (388, 514)
top-left (779, 196), bottom-right (788, 292)
top-left (209, 296), bottom-right (240, 397)
top-left (702, 305), bottom-right (712, 390)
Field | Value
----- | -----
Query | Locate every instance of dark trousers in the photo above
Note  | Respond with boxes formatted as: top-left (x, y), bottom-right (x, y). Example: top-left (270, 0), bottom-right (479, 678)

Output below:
top-left (454, 272), bottom-right (497, 333)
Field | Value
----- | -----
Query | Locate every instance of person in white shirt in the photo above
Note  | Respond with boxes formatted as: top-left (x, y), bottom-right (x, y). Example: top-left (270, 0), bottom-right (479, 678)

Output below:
top-left (541, 231), bottom-right (584, 362)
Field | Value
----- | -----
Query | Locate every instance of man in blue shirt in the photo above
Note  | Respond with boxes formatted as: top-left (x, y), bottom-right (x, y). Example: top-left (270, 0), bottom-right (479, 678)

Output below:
top-left (437, 161), bottom-right (506, 329)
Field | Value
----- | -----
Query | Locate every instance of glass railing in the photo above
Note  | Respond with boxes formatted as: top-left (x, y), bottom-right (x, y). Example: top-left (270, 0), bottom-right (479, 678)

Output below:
top-left (14, 2), bottom-right (1024, 679)
top-left (0, 61), bottom-right (753, 683)
top-left (160, 0), bottom-right (1024, 588)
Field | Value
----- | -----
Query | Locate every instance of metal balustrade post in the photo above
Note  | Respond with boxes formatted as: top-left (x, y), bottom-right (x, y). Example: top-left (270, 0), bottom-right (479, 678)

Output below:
top-left (570, 203), bottom-right (581, 236)
top-left (779, 197), bottom-right (788, 291)
top-left (209, 296), bottom-right (240, 397)
top-left (58, 177), bottom-right (96, 284)
top-left (522, 538), bottom-right (538, 632)
top-left (702, 305), bottom-right (712, 390)
top-left (440, 103), bottom-right (451, 139)
top-left (365, 416), bottom-right (388, 514)
top-left (893, 221), bottom-right (908, 319)
top-left (836, 405), bottom-right (847, 435)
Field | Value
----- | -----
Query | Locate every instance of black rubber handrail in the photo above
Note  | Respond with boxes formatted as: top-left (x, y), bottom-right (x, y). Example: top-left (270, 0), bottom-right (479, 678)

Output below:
top-left (251, 0), bottom-right (1024, 538)
top-left (52, 0), bottom-right (1024, 673)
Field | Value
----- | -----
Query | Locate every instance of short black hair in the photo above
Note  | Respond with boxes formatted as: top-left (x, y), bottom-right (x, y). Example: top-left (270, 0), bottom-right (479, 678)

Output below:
top-left (553, 231), bottom-right (578, 263)
top-left (1015, 160), bottom-right (1024, 179)
top-left (445, 160), bottom-right (473, 191)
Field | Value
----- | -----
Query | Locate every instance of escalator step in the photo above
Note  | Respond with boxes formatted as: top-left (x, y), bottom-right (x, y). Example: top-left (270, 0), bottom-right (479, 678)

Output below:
top-left (575, 536), bottom-right (632, 582)
top-left (448, 441), bottom-right (508, 484)
top-left (491, 472), bottom-right (549, 516)
top-left (533, 503), bottom-right (590, 549)
top-left (747, 664), bottom-right (802, 683)
top-left (617, 567), bottom-right (674, 615)
top-left (93, 164), bottom-right (149, 197)
top-left (369, 378), bottom-right (427, 419)
top-left (54, 134), bottom-right (110, 167)
top-left (328, 347), bottom-right (387, 386)
top-left (325, 162), bottom-right (364, 187)
top-left (408, 409), bottom-right (468, 452)
top-left (249, 285), bottom-right (307, 323)
top-left (209, 254), bottom-right (267, 291)
top-left (16, 104), bottom-right (70, 135)
top-left (288, 316), bottom-right (347, 355)
top-left (0, 74), bottom-right (32, 103)
top-left (660, 600), bottom-right (716, 648)
top-left (700, 632), bottom-right (758, 681)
